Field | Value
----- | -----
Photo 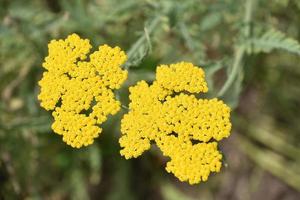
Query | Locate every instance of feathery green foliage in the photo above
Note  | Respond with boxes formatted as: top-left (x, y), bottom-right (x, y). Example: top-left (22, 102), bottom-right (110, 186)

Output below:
top-left (1, 0), bottom-right (300, 199)
top-left (246, 29), bottom-right (300, 55)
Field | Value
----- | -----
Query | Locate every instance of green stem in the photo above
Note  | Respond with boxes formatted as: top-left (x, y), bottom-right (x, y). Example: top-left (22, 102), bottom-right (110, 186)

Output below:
top-left (125, 16), bottom-right (161, 70)
top-left (217, 0), bottom-right (254, 97)
top-left (244, 0), bottom-right (254, 37)
top-left (121, 104), bottom-right (129, 110)
top-left (217, 46), bottom-right (244, 97)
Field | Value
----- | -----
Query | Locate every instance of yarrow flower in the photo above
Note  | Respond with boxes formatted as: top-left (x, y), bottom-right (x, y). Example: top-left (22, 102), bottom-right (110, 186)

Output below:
top-left (120, 62), bottom-right (231, 184)
top-left (38, 34), bottom-right (127, 148)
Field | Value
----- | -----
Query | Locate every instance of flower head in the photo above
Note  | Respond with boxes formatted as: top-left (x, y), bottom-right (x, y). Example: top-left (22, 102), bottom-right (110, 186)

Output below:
top-left (38, 34), bottom-right (127, 148)
top-left (120, 62), bottom-right (231, 184)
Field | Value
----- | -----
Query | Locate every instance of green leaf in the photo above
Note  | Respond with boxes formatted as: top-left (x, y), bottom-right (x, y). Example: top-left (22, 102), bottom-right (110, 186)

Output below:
top-left (246, 29), bottom-right (300, 55)
top-left (178, 22), bottom-right (206, 64)
top-left (124, 16), bottom-right (161, 68)
top-left (200, 12), bottom-right (222, 31)
top-left (125, 28), bottom-right (152, 68)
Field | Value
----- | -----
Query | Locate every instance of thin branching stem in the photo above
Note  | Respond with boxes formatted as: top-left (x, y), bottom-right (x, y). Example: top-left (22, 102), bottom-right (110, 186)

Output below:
top-left (217, 46), bottom-right (244, 97)
top-left (217, 0), bottom-right (254, 97)
top-left (121, 104), bottom-right (129, 110)
top-left (125, 16), bottom-right (162, 70)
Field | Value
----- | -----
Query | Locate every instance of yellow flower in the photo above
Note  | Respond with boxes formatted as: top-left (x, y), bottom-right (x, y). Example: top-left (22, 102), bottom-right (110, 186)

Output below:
top-left (38, 33), bottom-right (127, 148)
top-left (120, 62), bottom-right (231, 184)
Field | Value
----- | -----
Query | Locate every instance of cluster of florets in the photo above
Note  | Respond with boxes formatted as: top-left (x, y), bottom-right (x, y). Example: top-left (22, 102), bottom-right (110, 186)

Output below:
top-left (38, 34), bottom-right (232, 185)
top-left (120, 62), bottom-right (231, 184)
top-left (38, 34), bottom-right (127, 148)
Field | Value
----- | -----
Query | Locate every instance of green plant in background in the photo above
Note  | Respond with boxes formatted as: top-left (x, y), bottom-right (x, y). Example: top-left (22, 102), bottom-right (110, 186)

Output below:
top-left (1, 0), bottom-right (300, 199)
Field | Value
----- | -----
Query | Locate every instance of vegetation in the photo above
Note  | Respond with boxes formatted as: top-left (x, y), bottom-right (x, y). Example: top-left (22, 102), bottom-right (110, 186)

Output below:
top-left (1, 0), bottom-right (300, 199)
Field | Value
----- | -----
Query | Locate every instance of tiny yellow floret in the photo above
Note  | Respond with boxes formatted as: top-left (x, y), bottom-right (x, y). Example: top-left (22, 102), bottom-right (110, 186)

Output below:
top-left (120, 62), bottom-right (231, 184)
top-left (38, 33), bottom-right (127, 148)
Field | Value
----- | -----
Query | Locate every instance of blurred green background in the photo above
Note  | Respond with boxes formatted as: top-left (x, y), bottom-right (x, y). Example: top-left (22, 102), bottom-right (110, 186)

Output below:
top-left (1, 0), bottom-right (300, 199)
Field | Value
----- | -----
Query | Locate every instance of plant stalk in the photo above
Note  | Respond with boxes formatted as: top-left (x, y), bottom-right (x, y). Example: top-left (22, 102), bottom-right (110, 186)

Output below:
top-left (217, 0), bottom-right (254, 97)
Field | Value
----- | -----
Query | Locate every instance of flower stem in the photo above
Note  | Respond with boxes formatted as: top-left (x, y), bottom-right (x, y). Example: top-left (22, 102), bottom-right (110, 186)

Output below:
top-left (217, 0), bottom-right (254, 97)
top-left (125, 16), bottom-right (161, 70)
top-left (121, 104), bottom-right (129, 110)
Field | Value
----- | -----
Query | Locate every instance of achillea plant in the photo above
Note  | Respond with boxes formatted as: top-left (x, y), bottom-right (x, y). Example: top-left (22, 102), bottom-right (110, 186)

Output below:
top-left (120, 62), bottom-right (231, 184)
top-left (38, 35), bottom-right (232, 184)
top-left (38, 34), bottom-right (127, 148)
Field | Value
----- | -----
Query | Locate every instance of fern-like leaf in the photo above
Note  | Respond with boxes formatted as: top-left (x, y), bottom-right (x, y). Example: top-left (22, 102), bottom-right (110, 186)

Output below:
top-left (246, 29), bottom-right (300, 55)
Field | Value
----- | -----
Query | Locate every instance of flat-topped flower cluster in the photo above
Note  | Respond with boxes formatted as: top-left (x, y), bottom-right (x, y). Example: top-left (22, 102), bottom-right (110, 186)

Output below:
top-left (120, 62), bottom-right (231, 184)
top-left (38, 34), bottom-right (127, 148)
top-left (38, 34), bottom-right (231, 184)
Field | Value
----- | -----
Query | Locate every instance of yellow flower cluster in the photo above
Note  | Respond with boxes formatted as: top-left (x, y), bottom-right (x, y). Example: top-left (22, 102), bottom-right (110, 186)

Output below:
top-left (38, 34), bottom-right (127, 148)
top-left (120, 62), bottom-right (231, 184)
